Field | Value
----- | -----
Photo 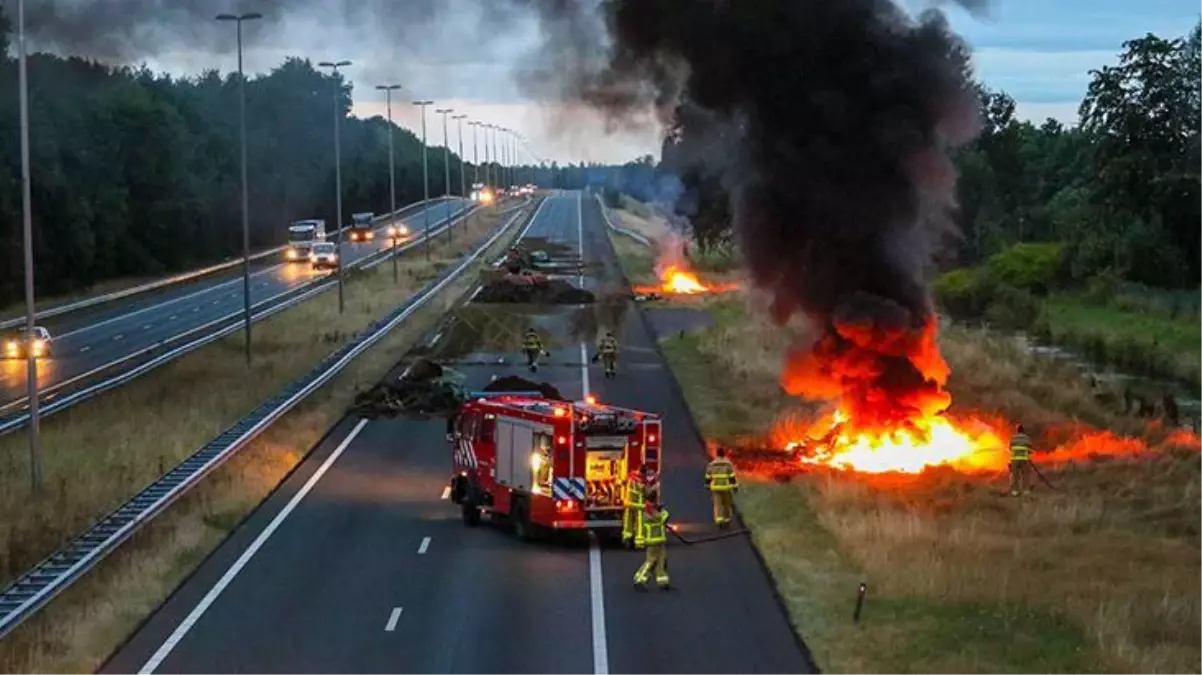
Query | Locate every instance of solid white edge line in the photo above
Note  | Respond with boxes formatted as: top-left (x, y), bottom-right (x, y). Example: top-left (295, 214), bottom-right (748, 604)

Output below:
top-left (417, 537), bottom-right (431, 555)
top-left (138, 418), bottom-right (371, 674)
top-left (578, 190), bottom-right (609, 675)
top-left (385, 607), bottom-right (404, 632)
top-left (440, 485), bottom-right (451, 500)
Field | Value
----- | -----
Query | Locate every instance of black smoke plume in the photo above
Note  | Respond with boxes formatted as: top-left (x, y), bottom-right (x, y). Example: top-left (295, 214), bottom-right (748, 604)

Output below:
top-left (521, 0), bottom-right (985, 422)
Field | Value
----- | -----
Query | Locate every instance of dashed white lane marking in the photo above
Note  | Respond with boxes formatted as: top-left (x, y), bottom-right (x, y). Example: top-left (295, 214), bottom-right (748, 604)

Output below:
top-left (113, 334), bottom-right (124, 341)
top-left (79, 346), bottom-right (90, 353)
top-left (192, 307), bottom-right (200, 312)
top-left (384, 607), bottom-right (404, 632)
top-left (138, 418), bottom-right (371, 673)
top-left (440, 485), bottom-right (451, 500)
top-left (169, 314), bottom-right (177, 320)
top-left (212, 299), bottom-right (220, 305)
top-left (142, 324), bottom-right (151, 330)
top-left (417, 537), bottom-right (431, 555)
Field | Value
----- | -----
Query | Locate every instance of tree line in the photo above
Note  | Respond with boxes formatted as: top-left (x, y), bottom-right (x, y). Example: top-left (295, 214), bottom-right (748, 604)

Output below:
top-left (0, 9), bottom-right (525, 306)
top-left (643, 23), bottom-right (1200, 294)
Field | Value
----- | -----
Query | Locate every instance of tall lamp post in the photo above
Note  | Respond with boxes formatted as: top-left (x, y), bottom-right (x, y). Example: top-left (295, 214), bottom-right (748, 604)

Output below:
top-left (375, 83), bottom-right (402, 284)
top-left (216, 11), bottom-right (261, 365)
top-left (489, 124), bottom-right (500, 200)
top-left (317, 60), bottom-right (351, 314)
top-left (412, 100), bottom-right (433, 260)
top-left (435, 108), bottom-right (453, 243)
top-left (16, 0), bottom-right (42, 491)
top-left (453, 114), bottom-right (467, 222)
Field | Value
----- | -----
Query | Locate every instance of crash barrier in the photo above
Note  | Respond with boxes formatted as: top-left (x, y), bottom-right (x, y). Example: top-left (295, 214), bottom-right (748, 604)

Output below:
top-left (0, 202), bottom-right (477, 435)
top-left (0, 200), bottom-right (539, 641)
top-left (0, 196), bottom-right (461, 332)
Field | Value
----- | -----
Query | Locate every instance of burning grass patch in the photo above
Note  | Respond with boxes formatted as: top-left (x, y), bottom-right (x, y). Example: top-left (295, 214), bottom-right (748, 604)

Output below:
top-left (0, 206), bottom-right (522, 672)
top-left (653, 296), bottom-right (1200, 673)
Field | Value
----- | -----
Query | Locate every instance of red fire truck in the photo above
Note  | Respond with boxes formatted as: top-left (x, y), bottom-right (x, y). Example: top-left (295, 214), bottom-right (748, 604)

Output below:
top-left (449, 391), bottom-right (662, 539)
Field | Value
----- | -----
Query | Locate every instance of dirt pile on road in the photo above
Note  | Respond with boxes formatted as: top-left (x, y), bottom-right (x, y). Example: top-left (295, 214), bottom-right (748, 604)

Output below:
top-left (351, 358), bottom-right (467, 418)
top-left (475, 277), bottom-right (595, 304)
top-left (483, 375), bottom-right (566, 400)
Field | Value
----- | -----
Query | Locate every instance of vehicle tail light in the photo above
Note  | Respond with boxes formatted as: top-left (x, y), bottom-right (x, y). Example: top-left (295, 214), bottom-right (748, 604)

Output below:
top-left (555, 499), bottom-right (578, 513)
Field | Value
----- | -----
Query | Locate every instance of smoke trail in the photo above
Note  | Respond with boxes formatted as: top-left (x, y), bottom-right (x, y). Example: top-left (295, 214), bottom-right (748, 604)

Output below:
top-left (519, 0), bottom-right (985, 425)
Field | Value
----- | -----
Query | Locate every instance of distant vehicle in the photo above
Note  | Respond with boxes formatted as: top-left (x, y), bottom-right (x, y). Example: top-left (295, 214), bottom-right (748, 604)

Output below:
top-left (348, 212), bottom-right (375, 243)
top-left (471, 183), bottom-right (495, 204)
top-left (310, 241), bottom-right (340, 271)
top-left (386, 221), bottom-right (411, 240)
top-left (3, 325), bottom-right (52, 359)
top-left (287, 219), bottom-right (326, 262)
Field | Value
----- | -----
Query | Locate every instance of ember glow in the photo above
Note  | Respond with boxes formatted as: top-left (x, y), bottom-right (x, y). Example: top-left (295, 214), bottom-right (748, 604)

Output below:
top-left (634, 231), bottom-right (739, 296)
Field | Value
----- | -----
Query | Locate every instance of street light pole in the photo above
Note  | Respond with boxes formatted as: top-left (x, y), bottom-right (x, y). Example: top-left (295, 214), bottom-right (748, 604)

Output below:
top-left (216, 11), bottom-right (262, 366)
top-left (17, 0), bottom-right (42, 492)
top-left (413, 100), bottom-right (433, 260)
top-left (490, 125), bottom-right (499, 199)
top-left (435, 108), bottom-right (453, 244)
top-left (453, 114), bottom-right (467, 226)
top-left (317, 59), bottom-right (351, 314)
top-left (481, 123), bottom-right (492, 192)
top-left (376, 83), bottom-right (402, 284)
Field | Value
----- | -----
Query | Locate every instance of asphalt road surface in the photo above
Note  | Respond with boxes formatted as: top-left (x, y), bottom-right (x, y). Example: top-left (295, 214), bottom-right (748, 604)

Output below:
top-left (0, 199), bottom-right (470, 408)
top-left (103, 191), bottom-right (813, 674)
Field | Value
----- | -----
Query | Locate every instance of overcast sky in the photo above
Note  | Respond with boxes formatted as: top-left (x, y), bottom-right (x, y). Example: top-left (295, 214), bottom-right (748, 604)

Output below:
top-left (47, 0), bottom-right (1202, 165)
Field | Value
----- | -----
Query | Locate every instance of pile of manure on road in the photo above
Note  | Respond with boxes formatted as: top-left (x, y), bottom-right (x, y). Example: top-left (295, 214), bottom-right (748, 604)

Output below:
top-left (350, 358), bottom-right (468, 418)
top-left (474, 277), bottom-right (596, 304)
top-left (481, 375), bottom-right (566, 400)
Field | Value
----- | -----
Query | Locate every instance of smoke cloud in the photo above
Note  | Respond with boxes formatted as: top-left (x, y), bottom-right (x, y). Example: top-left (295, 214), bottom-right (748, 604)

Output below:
top-left (517, 0), bottom-right (984, 425)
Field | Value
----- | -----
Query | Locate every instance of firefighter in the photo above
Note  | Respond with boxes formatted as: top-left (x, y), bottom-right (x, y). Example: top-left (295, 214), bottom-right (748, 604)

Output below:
top-left (621, 469), bottom-right (646, 549)
top-left (1009, 423), bottom-right (1032, 496)
top-left (505, 246), bottom-right (523, 274)
top-left (522, 328), bottom-right (545, 372)
top-left (633, 502), bottom-right (671, 590)
top-left (595, 331), bottom-right (620, 379)
top-left (641, 464), bottom-right (660, 510)
top-left (705, 447), bottom-right (739, 527)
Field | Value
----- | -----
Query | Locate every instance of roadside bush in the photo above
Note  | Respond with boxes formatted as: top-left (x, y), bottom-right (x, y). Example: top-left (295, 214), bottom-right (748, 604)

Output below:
top-left (933, 268), bottom-right (990, 318)
top-left (602, 186), bottom-right (621, 209)
top-left (985, 242), bottom-right (1065, 295)
top-left (983, 283), bottom-right (1041, 329)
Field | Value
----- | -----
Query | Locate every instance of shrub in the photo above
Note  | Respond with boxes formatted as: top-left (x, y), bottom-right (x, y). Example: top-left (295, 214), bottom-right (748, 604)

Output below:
top-left (601, 186), bottom-right (621, 209)
top-left (984, 242), bottom-right (1065, 295)
top-left (933, 268), bottom-right (990, 318)
top-left (983, 283), bottom-right (1041, 329)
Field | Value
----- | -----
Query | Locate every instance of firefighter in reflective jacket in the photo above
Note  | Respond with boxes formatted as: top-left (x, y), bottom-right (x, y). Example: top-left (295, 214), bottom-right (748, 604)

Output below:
top-left (705, 447), bottom-right (738, 527)
top-left (621, 470), bottom-right (645, 548)
top-left (633, 503), bottom-right (671, 590)
top-left (595, 332), bottom-right (619, 379)
top-left (1009, 424), bottom-right (1032, 496)
top-left (522, 328), bottom-right (545, 372)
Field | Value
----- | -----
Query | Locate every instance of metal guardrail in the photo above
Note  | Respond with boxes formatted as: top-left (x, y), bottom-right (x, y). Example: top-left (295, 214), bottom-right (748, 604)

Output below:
top-left (0, 197), bottom-right (460, 332)
top-left (0, 202), bottom-right (478, 435)
top-left (595, 195), bottom-right (653, 246)
top-left (0, 200), bottom-right (538, 641)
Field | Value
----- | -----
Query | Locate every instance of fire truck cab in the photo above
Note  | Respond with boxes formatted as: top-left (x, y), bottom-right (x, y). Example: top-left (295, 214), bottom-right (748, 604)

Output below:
top-left (449, 392), bottom-right (662, 539)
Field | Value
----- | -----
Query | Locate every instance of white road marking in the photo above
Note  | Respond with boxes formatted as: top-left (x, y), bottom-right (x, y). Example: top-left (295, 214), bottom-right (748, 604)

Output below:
top-left (138, 418), bottom-right (370, 674)
top-left (440, 485), bottom-right (451, 500)
top-left (417, 537), bottom-right (431, 555)
top-left (385, 607), bottom-right (404, 632)
top-left (79, 346), bottom-right (90, 353)
top-left (192, 307), bottom-right (200, 312)
top-left (142, 324), bottom-right (151, 330)
top-left (113, 334), bottom-right (124, 341)
top-left (578, 191), bottom-right (608, 675)
top-left (169, 314), bottom-right (177, 320)
top-left (212, 300), bottom-right (220, 305)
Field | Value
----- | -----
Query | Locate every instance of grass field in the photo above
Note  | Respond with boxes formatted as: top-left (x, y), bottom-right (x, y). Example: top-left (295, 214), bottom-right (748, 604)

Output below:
top-left (604, 208), bottom-right (1201, 674)
top-left (0, 203), bottom-right (525, 672)
top-left (1034, 295), bottom-right (1201, 387)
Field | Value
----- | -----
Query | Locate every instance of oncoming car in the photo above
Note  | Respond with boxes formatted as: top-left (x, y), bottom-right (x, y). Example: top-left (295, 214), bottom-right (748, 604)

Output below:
top-left (4, 326), bottom-right (53, 359)
top-left (386, 222), bottom-right (410, 239)
top-left (309, 241), bottom-right (340, 270)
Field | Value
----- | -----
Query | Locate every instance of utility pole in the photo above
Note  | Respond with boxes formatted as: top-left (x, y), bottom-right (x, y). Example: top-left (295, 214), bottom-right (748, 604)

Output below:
top-left (435, 108), bottom-right (453, 244)
top-left (375, 83), bottom-right (402, 284)
top-left (317, 60), bottom-right (351, 314)
top-left (482, 123), bottom-right (492, 193)
top-left (490, 124), bottom-right (500, 201)
top-left (469, 120), bottom-right (481, 229)
top-left (453, 114), bottom-right (467, 224)
top-left (413, 100), bottom-right (433, 260)
top-left (16, 0), bottom-right (42, 492)
top-left (216, 11), bottom-right (262, 366)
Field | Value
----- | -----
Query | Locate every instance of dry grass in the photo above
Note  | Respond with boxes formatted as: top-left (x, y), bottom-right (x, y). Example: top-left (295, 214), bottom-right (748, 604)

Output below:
top-left (0, 205), bottom-right (524, 673)
top-left (613, 197), bottom-right (671, 242)
top-left (607, 229), bottom-right (1202, 674)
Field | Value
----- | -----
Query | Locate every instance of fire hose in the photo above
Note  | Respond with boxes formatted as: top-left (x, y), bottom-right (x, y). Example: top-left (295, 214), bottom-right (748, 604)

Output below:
top-left (1028, 460), bottom-right (1059, 491)
top-left (669, 524), bottom-right (751, 545)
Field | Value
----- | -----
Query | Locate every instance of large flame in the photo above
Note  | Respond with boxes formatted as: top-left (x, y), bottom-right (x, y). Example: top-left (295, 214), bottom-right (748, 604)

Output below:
top-left (778, 314), bottom-right (1010, 474)
top-left (635, 231), bottom-right (739, 296)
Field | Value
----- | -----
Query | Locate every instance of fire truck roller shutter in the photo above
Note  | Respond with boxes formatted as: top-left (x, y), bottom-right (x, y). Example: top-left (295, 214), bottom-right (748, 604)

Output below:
top-left (551, 477), bottom-right (587, 501)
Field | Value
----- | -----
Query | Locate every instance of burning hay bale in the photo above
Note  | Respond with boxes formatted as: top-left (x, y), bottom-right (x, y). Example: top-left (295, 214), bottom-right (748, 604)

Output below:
top-left (475, 275), bottom-right (595, 304)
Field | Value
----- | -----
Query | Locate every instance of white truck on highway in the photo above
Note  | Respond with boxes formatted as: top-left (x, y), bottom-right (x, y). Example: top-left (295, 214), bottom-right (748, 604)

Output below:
top-left (286, 219), bottom-right (326, 262)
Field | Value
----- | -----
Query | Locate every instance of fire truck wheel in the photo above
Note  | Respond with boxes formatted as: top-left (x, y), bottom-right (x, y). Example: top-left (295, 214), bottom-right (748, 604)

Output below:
top-left (511, 497), bottom-right (534, 541)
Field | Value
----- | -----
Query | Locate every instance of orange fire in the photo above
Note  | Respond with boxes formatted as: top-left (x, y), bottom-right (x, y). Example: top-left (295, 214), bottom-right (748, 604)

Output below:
top-left (633, 230), bottom-right (739, 296)
top-left (777, 314), bottom-right (1013, 474)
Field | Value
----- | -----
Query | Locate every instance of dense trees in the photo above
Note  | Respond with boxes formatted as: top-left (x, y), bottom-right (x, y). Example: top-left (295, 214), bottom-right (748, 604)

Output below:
top-left (0, 14), bottom-right (490, 305)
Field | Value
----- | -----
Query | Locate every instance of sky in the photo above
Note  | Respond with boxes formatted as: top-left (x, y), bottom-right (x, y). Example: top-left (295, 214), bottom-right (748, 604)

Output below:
top-left (64, 0), bottom-right (1202, 165)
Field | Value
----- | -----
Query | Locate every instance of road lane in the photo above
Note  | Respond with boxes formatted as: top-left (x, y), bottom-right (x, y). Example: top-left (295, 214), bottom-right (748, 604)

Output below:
top-left (104, 191), bottom-right (812, 674)
top-left (0, 199), bottom-right (470, 405)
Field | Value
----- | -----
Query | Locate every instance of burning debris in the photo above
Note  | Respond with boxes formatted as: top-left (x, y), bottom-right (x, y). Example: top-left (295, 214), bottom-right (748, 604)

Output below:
top-left (633, 231), bottom-right (739, 297)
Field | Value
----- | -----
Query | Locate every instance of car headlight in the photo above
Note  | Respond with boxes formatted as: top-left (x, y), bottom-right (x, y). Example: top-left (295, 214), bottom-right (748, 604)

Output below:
top-left (5, 341), bottom-right (16, 353)
top-left (309, 254), bottom-right (317, 262)
top-left (286, 249), bottom-right (297, 260)
top-left (399, 226), bottom-right (409, 235)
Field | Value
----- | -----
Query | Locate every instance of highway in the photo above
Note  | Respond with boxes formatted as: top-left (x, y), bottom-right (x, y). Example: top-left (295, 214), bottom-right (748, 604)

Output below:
top-left (0, 199), bottom-right (470, 410)
top-left (103, 191), bottom-right (812, 674)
